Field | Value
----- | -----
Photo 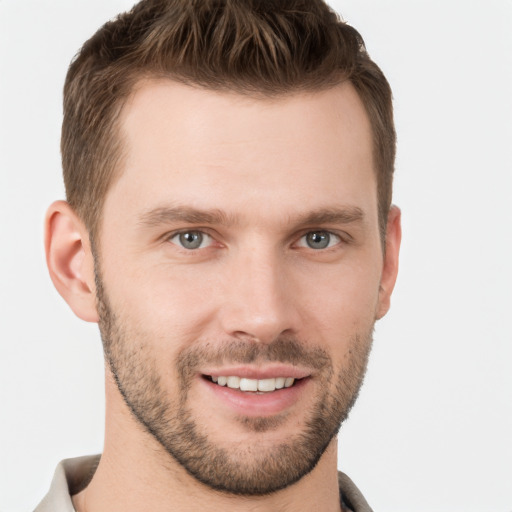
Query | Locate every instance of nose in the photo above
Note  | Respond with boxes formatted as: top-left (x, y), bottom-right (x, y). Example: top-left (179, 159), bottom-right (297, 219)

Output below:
top-left (218, 247), bottom-right (300, 343)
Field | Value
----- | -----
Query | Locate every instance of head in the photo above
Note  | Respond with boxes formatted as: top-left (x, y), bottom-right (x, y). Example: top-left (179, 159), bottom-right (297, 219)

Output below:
top-left (61, 0), bottom-right (395, 245)
top-left (46, 0), bottom-right (401, 499)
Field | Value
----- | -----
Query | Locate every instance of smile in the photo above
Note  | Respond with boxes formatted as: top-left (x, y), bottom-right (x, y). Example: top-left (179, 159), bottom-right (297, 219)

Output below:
top-left (208, 375), bottom-right (296, 392)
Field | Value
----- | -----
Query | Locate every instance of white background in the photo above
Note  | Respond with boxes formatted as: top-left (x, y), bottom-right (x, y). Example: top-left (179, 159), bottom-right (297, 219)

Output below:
top-left (1, 1), bottom-right (511, 511)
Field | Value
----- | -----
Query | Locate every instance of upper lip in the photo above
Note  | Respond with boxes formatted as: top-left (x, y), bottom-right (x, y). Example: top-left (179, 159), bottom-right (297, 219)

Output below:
top-left (200, 364), bottom-right (312, 380)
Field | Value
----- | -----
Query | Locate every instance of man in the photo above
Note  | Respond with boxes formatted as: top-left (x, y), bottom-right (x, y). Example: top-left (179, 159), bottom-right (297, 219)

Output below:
top-left (37, 0), bottom-right (400, 510)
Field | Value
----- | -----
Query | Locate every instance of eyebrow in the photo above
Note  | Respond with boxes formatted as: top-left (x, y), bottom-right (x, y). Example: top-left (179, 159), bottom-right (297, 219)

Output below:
top-left (292, 207), bottom-right (365, 226)
top-left (138, 205), bottom-right (365, 228)
top-left (139, 206), bottom-right (237, 227)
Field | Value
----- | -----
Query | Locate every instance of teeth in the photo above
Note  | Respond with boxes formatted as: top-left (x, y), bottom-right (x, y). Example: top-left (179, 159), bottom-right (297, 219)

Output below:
top-left (257, 378), bottom-right (276, 392)
top-left (210, 375), bottom-right (296, 392)
top-left (285, 377), bottom-right (295, 388)
top-left (240, 378), bottom-right (258, 391)
top-left (227, 376), bottom-right (240, 389)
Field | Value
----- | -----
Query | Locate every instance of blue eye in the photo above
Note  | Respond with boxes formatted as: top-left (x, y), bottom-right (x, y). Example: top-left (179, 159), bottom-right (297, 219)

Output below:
top-left (170, 231), bottom-right (212, 250)
top-left (299, 231), bottom-right (341, 250)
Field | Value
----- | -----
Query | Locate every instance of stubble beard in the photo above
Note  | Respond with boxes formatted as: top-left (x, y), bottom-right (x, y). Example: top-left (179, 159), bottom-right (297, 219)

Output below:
top-left (95, 268), bottom-right (374, 496)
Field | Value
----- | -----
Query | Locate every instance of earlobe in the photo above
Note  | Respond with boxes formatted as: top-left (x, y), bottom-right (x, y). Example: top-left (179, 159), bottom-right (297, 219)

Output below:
top-left (45, 200), bottom-right (99, 322)
top-left (376, 205), bottom-right (402, 320)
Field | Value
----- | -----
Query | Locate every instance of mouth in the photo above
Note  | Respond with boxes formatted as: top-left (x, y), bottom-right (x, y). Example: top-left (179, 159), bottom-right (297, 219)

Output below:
top-left (204, 375), bottom-right (299, 393)
top-left (199, 369), bottom-right (311, 417)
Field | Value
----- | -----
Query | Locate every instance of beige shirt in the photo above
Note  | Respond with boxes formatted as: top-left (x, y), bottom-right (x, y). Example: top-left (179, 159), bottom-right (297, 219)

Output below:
top-left (34, 455), bottom-right (373, 512)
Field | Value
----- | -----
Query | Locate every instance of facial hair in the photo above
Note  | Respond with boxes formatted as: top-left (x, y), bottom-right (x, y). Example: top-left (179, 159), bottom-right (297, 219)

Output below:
top-left (95, 265), bottom-right (374, 496)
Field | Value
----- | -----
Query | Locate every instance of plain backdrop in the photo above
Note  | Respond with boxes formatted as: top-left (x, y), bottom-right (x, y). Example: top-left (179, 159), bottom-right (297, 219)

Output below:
top-left (1, 1), bottom-right (511, 511)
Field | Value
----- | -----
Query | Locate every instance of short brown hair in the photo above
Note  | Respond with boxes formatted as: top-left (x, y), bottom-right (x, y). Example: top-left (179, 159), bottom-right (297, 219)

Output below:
top-left (62, 0), bottom-right (395, 241)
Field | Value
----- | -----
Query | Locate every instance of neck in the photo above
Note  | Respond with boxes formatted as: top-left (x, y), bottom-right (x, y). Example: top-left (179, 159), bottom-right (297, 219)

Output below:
top-left (73, 370), bottom-right (343, 512)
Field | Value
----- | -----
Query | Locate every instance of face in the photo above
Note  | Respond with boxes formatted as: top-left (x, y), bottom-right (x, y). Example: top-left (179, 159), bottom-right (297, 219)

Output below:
top-left (95, 80), bottom-right (391, 495)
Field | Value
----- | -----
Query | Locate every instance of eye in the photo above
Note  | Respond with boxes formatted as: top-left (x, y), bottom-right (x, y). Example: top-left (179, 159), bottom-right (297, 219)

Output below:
top-left (297, 231), bottom-right (341, 250)
top-left (169, 231), bottom-right (213, 250)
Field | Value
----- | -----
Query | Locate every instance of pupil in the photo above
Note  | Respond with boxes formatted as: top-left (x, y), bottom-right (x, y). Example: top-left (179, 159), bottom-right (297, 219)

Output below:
top-left (307, 232), bottom-right (329, 249)
top-left (180, 232), bottom-right (202, 249)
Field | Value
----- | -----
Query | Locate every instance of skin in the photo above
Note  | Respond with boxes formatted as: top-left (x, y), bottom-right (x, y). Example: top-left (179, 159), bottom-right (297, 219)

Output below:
top-left (45, 80), bottom-right (401, 512)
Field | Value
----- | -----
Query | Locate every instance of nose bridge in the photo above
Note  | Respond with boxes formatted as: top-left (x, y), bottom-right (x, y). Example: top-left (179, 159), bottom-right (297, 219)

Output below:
top-left (220, 242), bottom-right (297, 342)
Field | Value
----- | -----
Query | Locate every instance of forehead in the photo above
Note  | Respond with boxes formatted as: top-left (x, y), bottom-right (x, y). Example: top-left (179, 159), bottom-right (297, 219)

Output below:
top-left (105, 79), bottom-right (376, 226)
top-left (120, 78), bottom-right (373, 163)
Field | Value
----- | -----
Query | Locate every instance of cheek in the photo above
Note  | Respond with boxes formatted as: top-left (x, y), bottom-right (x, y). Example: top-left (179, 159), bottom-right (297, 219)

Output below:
top-left (102, 257), bottom-right (221, 342)
top-left (295, 260), bottom-right (381, 338)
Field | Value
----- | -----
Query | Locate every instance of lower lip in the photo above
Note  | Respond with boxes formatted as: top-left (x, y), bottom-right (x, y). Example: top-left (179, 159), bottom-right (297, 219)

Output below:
top-left (199, 377), bottom-right (310, 417)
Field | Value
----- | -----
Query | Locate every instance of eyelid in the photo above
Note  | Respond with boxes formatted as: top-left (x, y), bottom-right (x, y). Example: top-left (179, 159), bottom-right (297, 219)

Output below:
top-left (167, 229), bottom-right (215, 250)
top-left (162, 227), bottom-right (350, 251)
top-left (294, 230), bottom-right (346, 249)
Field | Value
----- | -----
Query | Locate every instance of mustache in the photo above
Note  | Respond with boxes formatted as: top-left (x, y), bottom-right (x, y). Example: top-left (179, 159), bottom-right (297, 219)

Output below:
top-left (176, 336), bottom-right (332, 381)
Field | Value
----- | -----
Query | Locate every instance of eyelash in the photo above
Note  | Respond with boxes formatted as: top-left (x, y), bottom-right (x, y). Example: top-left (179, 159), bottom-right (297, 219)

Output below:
top-left (166, 229), bottom-right (348, 251)
top-left (296, 231), bottom-right (343, 250)
top-left (168, 230), bottom-right (215, 250)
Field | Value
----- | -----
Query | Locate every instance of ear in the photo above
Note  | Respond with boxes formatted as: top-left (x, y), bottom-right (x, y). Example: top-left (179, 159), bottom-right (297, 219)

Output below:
top-left (45, 200), bottom-right (99, 322)
top-left (376, 205), bottom-right (402, 320)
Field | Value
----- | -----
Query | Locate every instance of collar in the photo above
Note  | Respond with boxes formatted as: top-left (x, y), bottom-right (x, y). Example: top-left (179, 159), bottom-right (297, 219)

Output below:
top-left (35, 455), bottom-right (373, 512)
